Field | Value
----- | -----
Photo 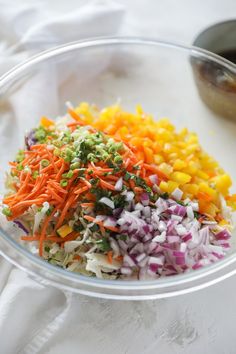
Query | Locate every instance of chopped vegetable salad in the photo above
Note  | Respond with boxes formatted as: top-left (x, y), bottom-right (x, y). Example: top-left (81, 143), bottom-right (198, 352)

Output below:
top-left (1, 103), bottom-right (235, 279)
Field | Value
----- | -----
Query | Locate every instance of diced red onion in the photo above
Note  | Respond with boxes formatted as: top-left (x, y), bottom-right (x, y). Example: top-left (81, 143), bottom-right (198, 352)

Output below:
top-left (121, 267), bottom-right (133, 275)
top-left (99, 197), bottom-right (115, 209)
top-left (215, 229), bottom-right (231, 240)
top-left (14, 220), bottom-right (29, 234)
top-left (167, 235), bottom-right (180, 243)
top-left (149, 174), bottom-right (158, 185)
top-left (126, 191), bottom-right (135, 202)
top-left (171, 188), bottom-right (183, 200)
top-left (115, 177), bottom-right (123, 191)
top-left (148, 255), bottom-right (164, 265)
top-left (186, 206), bottom-right (194, 220)
top-left (149, 263), bottom-right (159, 272)
top-left (143, 233), bottom-right (153, 242)
top-left (175, 257), bottom-right (186, 265)
top-left (152, 231), bottom-right (166, 243)
top-left (123, 254), bottom-right (136, 267)
top-left (103, 217), bottom-right (117, 228)
top-left (136, 253), bottom-right (146, 262)
top-left (140, 193), bottom-right (150, 206)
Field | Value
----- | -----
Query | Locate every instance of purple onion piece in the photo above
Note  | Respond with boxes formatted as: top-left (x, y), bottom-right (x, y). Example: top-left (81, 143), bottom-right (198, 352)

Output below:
top-left (14, 220), bottom-right (29, 234)
top-left (25, 130), bottom-right (37, 150)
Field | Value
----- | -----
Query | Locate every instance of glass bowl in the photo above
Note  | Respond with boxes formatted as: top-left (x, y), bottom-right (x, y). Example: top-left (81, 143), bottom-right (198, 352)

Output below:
top-left (0, 38), bottom-right (236, 300)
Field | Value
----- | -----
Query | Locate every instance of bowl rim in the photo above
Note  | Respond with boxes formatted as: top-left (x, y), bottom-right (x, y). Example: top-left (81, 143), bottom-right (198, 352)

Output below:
top-left (193, 19), bottom-right (236, 47)
top-left (1, 36), bottom-right (236, 297)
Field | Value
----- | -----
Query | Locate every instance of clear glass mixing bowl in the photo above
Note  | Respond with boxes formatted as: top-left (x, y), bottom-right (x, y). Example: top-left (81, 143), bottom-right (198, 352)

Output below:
top-left (0, 38), bottom-right (236, 300)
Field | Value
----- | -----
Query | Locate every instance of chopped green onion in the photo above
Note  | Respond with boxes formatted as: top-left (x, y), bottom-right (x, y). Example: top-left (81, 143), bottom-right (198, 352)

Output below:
top-left (70, 162), bottom-right (80, 170)
top-left (16, 150), bottom-right (25, 163)
top-left (16, 163), bottom-right (24, 171)
top-left (114, 155), bottom-right (123, 164)
top-left (2, 207), bottom-right (12, 217)
top-left (53, 148), bottom-right (61, 156)
top-left (67, 170), bottom-right (74, 178)
top-left (32, 171), bottom-right (39, 179)
top-left (60, 179), bottom-right (68, 187)
top-left (41, 159), bottom-right (50, 167)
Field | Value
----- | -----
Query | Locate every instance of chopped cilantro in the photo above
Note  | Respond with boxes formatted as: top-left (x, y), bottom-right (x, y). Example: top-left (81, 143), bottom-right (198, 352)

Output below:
top-left (113, 194), bottom-right (127, 209)
top-left (160, 192), bottom-right (169, 200)
top-left (46, 206), bottom-right (54, 216)
top-left (119, 234), bottom-right (128, 241)
top-left (90, 224), bottom-right (100, 232)
top-left (73, 223), bottom-right (84, 232)
top-left (176, 200), bottom-right (186, 206)
top-left (96, 237), bottom-right (111, 251)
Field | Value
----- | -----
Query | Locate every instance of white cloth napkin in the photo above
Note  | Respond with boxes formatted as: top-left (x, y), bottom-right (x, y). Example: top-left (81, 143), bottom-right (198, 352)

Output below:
top-left (0, 1), bottom-right (124, 353)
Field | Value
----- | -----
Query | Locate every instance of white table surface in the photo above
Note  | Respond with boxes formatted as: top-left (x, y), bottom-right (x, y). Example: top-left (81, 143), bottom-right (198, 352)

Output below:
top-left (2, 0), bottom-right (236, 353)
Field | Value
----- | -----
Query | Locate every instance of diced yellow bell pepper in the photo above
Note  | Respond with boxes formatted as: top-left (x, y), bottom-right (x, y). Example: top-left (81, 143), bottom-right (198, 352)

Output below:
top-left (171, 171), bottom-right (191, 184)
top-left (182, 183), bottom-right (199, 196)
top-left (159, 181), bottom-right (168, 192)
top-left (173, 159), bottom-right (187, 170)
top-left (196, 170), bottom-right (209, 180)
top-left (40, 116), bottom-right (55, 128)
top-left (57, 224), bottom-right (73, 238)
top-left (158, 163), bottom-right (173, 176)
top-left (166, 181), bottom-right (178, 193)
top-left (154, 154), bottom-right (164, 164)
top-left (199, 182), bottom-right (217, 199)
top-left (212, 174), bottom-right (232, 196)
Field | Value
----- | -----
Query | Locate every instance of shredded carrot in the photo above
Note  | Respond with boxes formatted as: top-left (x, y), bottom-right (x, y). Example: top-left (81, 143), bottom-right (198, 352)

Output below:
top-left (74, 186), bottom-right (89, 195)
top-left (80, 202), bottom-right (95, 208)
top-left (197, 191), bottom-right (213, 202)
top-left (73, 255), bottom-right (81, 261)
top-left (143, 163), bottom-right (168, 180)
top-left (100, 179), bottom-right (116, 191)
top-left (107, 251), bottom-right (113, 264)
top-left (83, 215), bottom-right (119, 233)
top-left (115, 255), bottom-right (123, 262)
top-left (39, 209), bottom-right (56, 256)
top-left (68, 108), bottom-right (86, 125)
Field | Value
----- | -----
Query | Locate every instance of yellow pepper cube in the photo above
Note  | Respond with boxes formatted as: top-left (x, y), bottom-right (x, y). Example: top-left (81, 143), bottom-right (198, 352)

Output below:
top-left (182, 183), bottom-right (199, 196)
top-left (171, 171), bottom-right (191, 184)
top-left (187, 134), bottom-right (199, 144)
top-left (159, 163), bottom-right (173, 176)
top-left (199, 182), bottom-right (217, 199)
top-left (57, 224), bottom-right (73, 238)
top-left (204, 203), bottom-right (219, 217)
top-left (197, 170), bottom-right (209, 180)
top-left (154, 154), bottom-right (164, 165)
top-left (166, 181), bottom-right (178, 193)
top-left (173, 159), bottom-right (187, 170)
top-left (159, 181), bottom-right (169, 192)
top-left (130, 137), bottom-right (142, 147)
top-left (40, 116), bottom-right (55, 128)
top-left (213, 174), bottom-right (232, 195)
